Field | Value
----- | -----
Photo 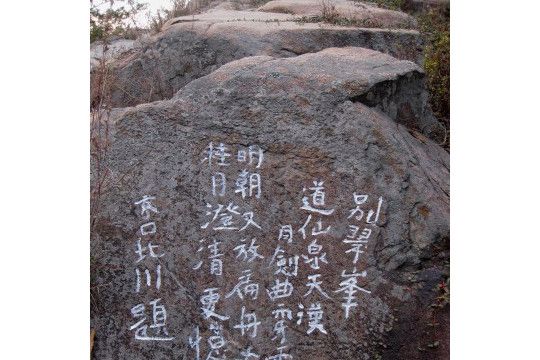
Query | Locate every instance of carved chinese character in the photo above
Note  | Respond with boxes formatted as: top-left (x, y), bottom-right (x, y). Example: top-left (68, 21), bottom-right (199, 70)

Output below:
top-left (235, 170), bottom-right (261, 199)
top-left (134, 238), bottom-right (164, 263)
top-left (234, 306), bottom-right (261, 338)
top-left (304, 274), bottom-right (331, 299)
top-left (267, 278), bottom-right (294, 301)
top-left (134, 195), bottom-right (158, 220)
top-left (334, 268), bottom-right (371, 319)
top-left (226, 270), bottom-right (260, 301)
top-left (306, 303), bottom-right (327, 335)
top-left (129, 298), bottom-right (173, 341)
top-left (202, 142), bottom-right (231, 167)
top-left (135, 265), bottom-right (161, 292)
top-left (200, 288), bottom-right (230, 321)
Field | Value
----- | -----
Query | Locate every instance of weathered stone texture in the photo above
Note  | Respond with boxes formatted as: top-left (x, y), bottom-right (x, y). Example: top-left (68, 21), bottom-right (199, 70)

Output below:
top-left (104, 8), bottom-right (423, 108)
top-left (91, 47), bottom-right (449, 360)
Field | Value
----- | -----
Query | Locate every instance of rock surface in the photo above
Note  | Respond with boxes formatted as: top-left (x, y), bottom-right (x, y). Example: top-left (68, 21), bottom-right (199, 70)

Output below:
top-left (259, 0), bottom-right (416, 28)
top-left (103, 7), bottom-right (423, 108)
top-left (91, 47), bottom-right (449, 360)
top-left (90, 38), bottom-right (139, 70)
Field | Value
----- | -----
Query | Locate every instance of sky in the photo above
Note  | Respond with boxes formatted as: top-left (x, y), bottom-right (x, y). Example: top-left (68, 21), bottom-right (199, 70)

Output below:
top-left (93, 0), bottom-right (190, 27)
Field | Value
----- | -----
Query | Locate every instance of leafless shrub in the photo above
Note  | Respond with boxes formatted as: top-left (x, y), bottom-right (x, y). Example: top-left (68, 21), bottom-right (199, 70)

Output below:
top-left (320, 0), bottom-right (340, 23)
top-left (90, 54), bottom-right (114, 233)
top-left (148, 0), bottom-right (214, 33)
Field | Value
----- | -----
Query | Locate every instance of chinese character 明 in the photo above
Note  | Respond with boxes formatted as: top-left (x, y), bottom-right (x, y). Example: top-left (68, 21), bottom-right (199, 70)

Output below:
top-left (237, 145), bottom-right (264, 168)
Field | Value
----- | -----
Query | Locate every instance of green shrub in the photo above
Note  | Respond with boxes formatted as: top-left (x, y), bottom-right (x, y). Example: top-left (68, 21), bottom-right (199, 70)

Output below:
top-left (419, 5), bottom-right (450, 122)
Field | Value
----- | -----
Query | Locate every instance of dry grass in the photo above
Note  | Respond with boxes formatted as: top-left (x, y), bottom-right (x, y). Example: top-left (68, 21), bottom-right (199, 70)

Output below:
top-left (419, 4), bottom-right (450, 124)
top-left (90, 55), bottom-right (114, 319)
top-left (148, 0), bottom-right (214, 32)
top-left (90, 55), bottom-right (113, 233)
top-left (320, 0), bottom-right (340, 23)
top-left (293, 0), bottom-right (415, 29)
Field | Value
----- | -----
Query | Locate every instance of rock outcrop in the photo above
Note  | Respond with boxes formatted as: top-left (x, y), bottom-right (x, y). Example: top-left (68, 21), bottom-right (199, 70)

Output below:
top-left (91, 47), bottom-right (449, 360)
top-left (102, 5), bottom-right (423, 108)
top-left (90, 38), bottom-right (139, 70)
top-left (259, 0), bottom-right (416, 28)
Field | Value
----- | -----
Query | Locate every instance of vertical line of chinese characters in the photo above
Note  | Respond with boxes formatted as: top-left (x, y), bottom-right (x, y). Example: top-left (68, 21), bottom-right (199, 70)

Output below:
top-left (265, 180), bottom-right (336, 360)
top-left (129, 195), bottom-right (174, 341)
top-left (335, 193), bottom-right (384, 319)
top-left (299, 181), bottom-right (333, 337)
top-left (192, 142), bottom-right (265, 360)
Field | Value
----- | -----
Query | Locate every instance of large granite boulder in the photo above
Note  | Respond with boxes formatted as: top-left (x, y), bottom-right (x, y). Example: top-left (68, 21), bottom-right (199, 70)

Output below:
top-left (103, 7), bottom-right (423, 108)
top-left (91, 47), bottom-right (449, 360)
